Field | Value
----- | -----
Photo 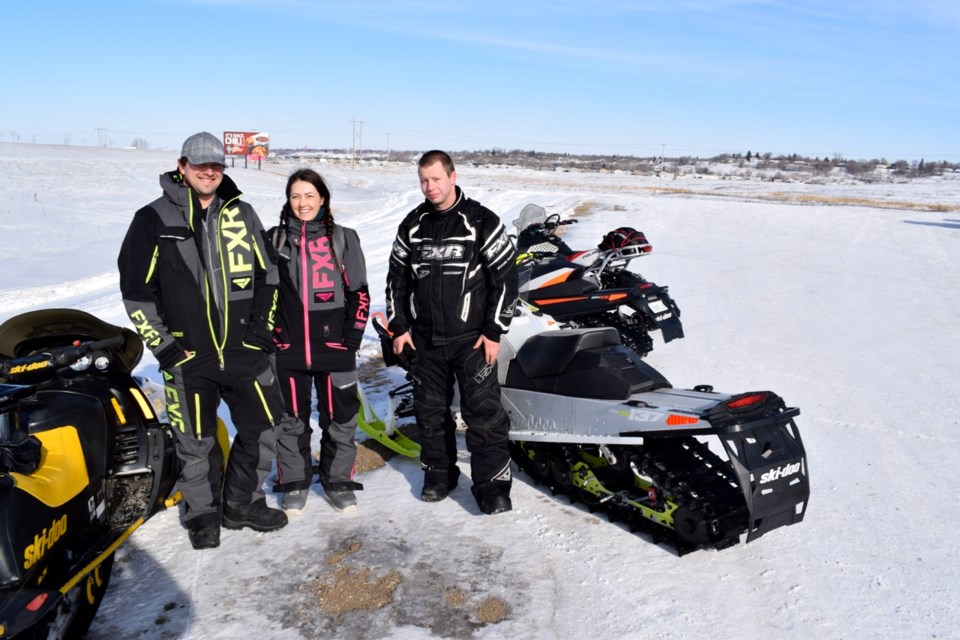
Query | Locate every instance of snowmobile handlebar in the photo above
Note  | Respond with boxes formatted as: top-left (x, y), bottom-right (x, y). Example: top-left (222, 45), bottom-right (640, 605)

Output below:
top-left (524, 215), bottom-right (577, 234)
top-left (0, 335), bottom-right (126, 383)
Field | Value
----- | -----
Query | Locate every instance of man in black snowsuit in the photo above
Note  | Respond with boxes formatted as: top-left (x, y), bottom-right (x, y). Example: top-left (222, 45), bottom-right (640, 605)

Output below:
top-left (118, 132), bottom-right (291, 549)
top-left (386, 150), bottom-right (518, 515)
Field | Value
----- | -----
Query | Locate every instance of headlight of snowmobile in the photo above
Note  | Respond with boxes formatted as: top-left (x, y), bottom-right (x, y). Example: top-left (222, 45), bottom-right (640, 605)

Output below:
top-left (69, 355), bottom-right (92, 371)
top-left (94, 355), bottom-right (110, 370)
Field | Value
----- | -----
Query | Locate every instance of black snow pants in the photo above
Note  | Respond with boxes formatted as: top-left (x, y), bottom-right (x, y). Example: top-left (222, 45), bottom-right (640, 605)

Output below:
top-left (411, 334), bottom-right (512, 490)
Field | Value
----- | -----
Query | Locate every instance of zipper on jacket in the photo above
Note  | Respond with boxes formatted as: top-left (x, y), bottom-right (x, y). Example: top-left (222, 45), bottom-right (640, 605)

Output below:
top-left (187, 190), bottom-right (225, 370)
top-left (300, 223), bottom-right (312, 369)
top-left (197, 192), bottom-right (241, 371)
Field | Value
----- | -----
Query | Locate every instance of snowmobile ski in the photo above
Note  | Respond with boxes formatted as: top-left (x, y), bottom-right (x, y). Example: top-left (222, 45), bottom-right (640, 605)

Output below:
top-left (357, 383), bottom-right (420, 457)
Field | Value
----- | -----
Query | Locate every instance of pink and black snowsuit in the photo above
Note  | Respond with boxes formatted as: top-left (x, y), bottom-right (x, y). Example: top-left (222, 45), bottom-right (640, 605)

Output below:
top-left (269, 212), bottom-right (370, 493)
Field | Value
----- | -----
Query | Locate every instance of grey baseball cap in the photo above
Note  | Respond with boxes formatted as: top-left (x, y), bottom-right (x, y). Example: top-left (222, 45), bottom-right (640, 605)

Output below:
top-left (181, 131), bottom-right (225, 166)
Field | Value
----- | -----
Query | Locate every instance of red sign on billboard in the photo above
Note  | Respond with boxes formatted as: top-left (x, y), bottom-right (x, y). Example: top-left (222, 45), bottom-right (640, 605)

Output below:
top-left (223, 131), bottom-right (270, 158)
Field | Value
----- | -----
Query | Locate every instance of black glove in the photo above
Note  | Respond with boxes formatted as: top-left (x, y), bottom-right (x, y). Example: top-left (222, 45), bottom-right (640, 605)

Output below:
top-left (155, 340), bottom-right (188, 370)
top-left (243, 320), bottom-right (276, 353)
top-left (343, 330), bottom-right (363, 352)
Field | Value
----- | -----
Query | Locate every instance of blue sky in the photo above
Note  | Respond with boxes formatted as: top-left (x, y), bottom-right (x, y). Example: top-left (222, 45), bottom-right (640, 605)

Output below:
top-left (4, 1), bottom-right (958, 160)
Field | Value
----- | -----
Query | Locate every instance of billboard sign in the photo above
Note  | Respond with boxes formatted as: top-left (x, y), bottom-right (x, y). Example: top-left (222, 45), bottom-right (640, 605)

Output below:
top-left (223, 131), bottom-right (269, 158)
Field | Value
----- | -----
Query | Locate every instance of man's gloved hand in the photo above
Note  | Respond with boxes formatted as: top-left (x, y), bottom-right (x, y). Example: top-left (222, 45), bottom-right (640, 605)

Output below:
top-left (155, 340), bottom-right (189, 370)
top-left (243, 321), bottom-right (276, 353)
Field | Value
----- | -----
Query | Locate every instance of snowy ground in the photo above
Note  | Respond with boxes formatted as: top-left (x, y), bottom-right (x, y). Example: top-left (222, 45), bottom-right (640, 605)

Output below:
top-left (1, 143), bottom-right (958, 639)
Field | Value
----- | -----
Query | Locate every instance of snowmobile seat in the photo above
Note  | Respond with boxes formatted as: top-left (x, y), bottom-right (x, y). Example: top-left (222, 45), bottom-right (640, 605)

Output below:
top-left (513, 328), bottom-right (620, 379)
top-left (506, 329), bottom-right (670, 400)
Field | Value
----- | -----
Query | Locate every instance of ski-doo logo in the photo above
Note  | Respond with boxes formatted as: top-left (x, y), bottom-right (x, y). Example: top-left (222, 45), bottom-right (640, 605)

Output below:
top-left (8, 361), bottom-right (50, 375)
top-left (760, 462), bottom-right (802, 484)
top-left (24, 514), bottom-right (68, 569)
top-left (420, 244), bottom-right (464, 261)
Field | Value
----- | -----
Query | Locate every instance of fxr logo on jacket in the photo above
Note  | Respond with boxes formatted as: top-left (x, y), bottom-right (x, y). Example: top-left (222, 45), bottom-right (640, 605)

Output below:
top-left (222, 206), bottom-right (255, 296)
top-left (307, 235), bottom-right (338, 306)
top-left (420, 244), bottom-right (465, 261)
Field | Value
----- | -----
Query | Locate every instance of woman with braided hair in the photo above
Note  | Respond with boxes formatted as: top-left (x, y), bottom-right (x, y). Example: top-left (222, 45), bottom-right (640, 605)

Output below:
top-left (268, 169), bottom-right (370, 513)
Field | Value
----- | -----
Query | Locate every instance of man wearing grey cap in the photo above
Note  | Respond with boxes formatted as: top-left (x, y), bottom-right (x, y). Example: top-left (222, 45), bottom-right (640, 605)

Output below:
top-left (118, 131), bottom-right (290, 549)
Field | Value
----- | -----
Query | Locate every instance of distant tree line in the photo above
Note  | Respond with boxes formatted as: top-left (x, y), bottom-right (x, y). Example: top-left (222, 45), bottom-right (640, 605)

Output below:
top-left (272, 147), bottom-right (957, 181)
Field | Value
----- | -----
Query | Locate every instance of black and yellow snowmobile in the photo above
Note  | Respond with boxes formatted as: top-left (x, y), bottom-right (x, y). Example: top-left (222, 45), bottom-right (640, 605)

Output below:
top-left (0, 309), bottom-right (177, 639)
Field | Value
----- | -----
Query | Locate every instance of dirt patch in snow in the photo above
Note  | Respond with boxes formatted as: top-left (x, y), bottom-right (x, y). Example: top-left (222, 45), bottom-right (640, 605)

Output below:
top-left (296, 536), bottom-right (513, 638)
top-left (304, 541), bottom-right (403, 623)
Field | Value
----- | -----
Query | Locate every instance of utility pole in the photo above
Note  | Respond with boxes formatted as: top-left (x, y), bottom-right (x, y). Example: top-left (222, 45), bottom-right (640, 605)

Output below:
top-left (351, 117), bottom-right (364, 168)
top-left (659, 143), bottom-right (665, 190)
top-left (96, 128), bottom-right (108, 148)
top-left (386, 132), bottom-right (391, 163)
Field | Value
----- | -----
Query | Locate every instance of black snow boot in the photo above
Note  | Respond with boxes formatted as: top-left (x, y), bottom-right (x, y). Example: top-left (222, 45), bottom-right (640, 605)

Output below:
top-left (187, 511), bottom-right (221, 550)
top-left (471, 480), bottom-right (512, 515)
top-left (222, 498), bottom-right (288, 532)
top-left (421, 465), bottom-right (461, 502)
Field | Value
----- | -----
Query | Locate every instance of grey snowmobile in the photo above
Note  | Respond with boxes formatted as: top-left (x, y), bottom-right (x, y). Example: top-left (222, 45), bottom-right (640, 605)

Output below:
top-left (373, 305), bottom-right (809, 554)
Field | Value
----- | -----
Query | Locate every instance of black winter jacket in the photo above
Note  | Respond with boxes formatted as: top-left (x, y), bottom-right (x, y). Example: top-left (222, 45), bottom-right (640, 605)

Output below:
top-left (385, 187), bottom-right (518, 345)
top-left (269, 213), bottom-right (370, 372)
top-left (118, 170), bottom-right (277, 369)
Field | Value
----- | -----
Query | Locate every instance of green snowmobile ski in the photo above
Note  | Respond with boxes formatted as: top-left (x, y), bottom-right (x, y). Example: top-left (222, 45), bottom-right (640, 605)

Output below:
top-left (357, 383), bottom-right (420, 457)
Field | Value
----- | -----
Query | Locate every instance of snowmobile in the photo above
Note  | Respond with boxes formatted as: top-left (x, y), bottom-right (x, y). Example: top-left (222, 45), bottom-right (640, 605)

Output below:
top-left (512, 203), bottom-right (683, 357)
top-left (372, 306), bottom-right (809, 554)
top-left (0, 309), bottom-right (178, 639)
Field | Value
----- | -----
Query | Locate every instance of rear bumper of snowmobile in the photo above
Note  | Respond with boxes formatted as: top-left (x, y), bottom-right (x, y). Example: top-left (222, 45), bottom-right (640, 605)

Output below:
top-left (627, 282), bottom-right (684, 343)
top-left (715, 407), bottom-right (809, 543)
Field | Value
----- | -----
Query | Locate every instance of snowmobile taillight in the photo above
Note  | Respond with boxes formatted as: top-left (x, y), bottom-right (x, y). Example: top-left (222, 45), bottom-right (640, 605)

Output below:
top-left (726, 393), bottom-right (767, 409)
top-left (666, 414), bottom-right (699, 426)
top-left (26, 592), bottom-right (48, 611)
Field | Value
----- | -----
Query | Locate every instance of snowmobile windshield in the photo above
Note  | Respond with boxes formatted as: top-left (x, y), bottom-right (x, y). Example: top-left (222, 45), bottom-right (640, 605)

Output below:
top-left (513, 203), bottom-right (547, 235)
